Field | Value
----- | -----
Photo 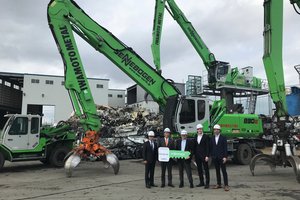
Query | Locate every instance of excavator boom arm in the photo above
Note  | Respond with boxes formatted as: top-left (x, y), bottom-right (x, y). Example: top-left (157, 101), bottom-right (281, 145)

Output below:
top-left (166, 0), bottom-right (216, 71)
top-left (262, 0), bottom-right (287, 115)
top-left (47, 0), bottom-right (180, 114)
top-left (48, 0), bottom-right (101, 132)
top-left (151, 0), bottom-right (216, 73)
top-left (151, 0), bottom-right (166, 73)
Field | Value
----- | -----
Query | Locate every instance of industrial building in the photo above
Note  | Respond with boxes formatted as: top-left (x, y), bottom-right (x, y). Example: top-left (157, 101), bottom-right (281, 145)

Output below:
top-left (0, 72), bottom-right (125, 127)
top-left (286, 86), bottom-right (300, 116)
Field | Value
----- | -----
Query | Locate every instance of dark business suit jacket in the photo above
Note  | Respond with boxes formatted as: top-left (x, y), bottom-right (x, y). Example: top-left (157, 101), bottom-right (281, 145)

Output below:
top-left (158, 137), bottom-right (175, 150)
top-left (176, 139), bottom-right (193, 163)
top-left (193, 133), bottom-right (210, 159)
top-left (143, 141), bottom-right (158, 164)
top-left (210, 134), bottom-right (228, 159)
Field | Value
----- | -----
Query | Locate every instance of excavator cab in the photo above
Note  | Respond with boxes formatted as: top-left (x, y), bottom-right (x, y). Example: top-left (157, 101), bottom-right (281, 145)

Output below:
top-left (1, 114), bottom-right (41, 151)
top-left (163, 95), bottom-right (211, 135)
top-left (175, 96), bottom-right (210, 134)
top-left (208, 61), bottom-right (230, 86)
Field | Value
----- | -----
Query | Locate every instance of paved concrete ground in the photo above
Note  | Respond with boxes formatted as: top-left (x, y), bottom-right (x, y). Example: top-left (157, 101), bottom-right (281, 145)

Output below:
top-left (0, 152), bottom-right (300, 200)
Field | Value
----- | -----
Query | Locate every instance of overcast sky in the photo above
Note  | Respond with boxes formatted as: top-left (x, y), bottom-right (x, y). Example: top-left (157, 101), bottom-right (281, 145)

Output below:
top-left (1, 0), bottom-right (300, 90)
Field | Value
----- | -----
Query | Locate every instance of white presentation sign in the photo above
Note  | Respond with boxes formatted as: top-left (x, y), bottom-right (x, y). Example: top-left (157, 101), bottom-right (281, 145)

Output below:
top-left (158, 147), bottom-right (169, 162)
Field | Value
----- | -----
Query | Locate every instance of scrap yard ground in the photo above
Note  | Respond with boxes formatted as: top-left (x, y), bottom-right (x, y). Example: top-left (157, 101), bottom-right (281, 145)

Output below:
top-left (0, 148), bottom-right (299, 200)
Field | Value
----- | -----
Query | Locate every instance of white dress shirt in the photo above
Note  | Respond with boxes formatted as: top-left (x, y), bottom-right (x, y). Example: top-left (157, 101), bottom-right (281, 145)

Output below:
top-left (215, 134), bottom-right (220, 145)
top-left (197, 134), bottom-right (203, 144)
top-left (181, 139), bottom-right (186, 151)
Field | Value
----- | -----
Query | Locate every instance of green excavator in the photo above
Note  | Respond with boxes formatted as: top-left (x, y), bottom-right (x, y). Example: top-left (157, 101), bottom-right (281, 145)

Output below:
top-left (249, 0), bottom-right (300, 183)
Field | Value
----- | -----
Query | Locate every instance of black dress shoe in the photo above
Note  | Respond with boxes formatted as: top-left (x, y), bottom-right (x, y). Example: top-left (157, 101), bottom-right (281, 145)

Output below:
top-left (190, 184), bottom-right (194, 188)
top-left (150, 184), bottom-right (158, 187)
top-left (161, 184), bottom-right (165, 188)
top-left (146, 185), bottom-right (151, 189)
top-left (179, 183), bottom-right (184, 188)
top-left (196, 182), bottom-right (205, 187)
top-left (168, 183), bottom-right (175, 187)
top-left (204, 184), bottom-right (210, 189)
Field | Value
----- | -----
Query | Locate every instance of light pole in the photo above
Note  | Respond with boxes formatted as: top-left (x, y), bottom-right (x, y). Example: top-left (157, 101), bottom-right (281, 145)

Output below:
top-left (294, 65), bottom-right (300, 86)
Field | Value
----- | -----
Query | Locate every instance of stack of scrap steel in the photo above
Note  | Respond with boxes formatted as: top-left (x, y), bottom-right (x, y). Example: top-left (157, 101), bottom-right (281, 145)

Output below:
top-left (66, 105), bottom-right (163, 159)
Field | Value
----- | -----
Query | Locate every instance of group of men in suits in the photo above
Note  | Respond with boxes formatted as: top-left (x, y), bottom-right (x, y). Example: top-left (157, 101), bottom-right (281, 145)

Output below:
top-left (143, 124), bottom-right (229, 191)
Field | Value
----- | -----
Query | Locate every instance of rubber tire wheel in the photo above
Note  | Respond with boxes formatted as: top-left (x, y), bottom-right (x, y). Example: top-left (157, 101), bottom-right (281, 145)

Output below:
top-left (0, 152), bottom-right (5, 170)
top-left (237, 143), bottom-right (252, 165)
top-left (50, 146), bottom-right (70, 167)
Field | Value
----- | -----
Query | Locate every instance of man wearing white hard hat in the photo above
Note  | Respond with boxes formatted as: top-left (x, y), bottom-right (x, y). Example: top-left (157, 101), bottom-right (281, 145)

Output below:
top-left (158, 127), bottom-right (175, 188)
top-left (176, 130), bottom-right (194, 188)
top-left (143, 131), bottom-right (158, 188)
top-left (193, 124), bottom-right (210, 189)
top-left (210, 124), bottom-right (229, 191)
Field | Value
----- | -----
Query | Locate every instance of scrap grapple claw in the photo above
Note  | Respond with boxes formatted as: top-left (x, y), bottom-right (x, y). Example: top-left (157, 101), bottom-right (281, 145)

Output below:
top-left (65, 153), bottom-right (81, 178)
top-left (249, 154), bottom-right (277, 176)
top-left (101, 153), bottom-right (120, 174)
top-left (64, 131), bottom-right (119, 177)
top-left (286, 156), bottom-right (300, 183)
top-left (105, 153), bottom-right (120, 174)
top-left (249, 147), bottom-right (300, 183)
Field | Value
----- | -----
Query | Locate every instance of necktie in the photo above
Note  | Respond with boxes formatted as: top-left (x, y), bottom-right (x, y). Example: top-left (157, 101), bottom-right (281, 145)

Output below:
top-left (151, 142), bottom-right (154, 151)
top-left (165, 139), bottom-right (168, 147)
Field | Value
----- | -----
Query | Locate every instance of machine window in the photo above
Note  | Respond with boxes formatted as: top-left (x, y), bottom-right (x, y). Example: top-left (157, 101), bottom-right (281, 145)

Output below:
top-left (179, 99), bottom-right (195, 124)
top-left (217, 65), bottom-right (229, 79)
top-left (31, 118), bottom-right (39, 134)
top-left (197, 100), bottom-right (205, 120)
top-left (8, 117), bottom-right (28, 135)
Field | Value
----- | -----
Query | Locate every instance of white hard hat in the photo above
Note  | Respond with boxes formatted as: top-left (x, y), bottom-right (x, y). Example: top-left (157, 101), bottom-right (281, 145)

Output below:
top-left (181, 130), bottom-right (187, 135)
top-left (213, 124), bottom-right (221, 130)
top-left (148, 131), bottom-right (155, 136)
top-left (196, 124), bottom-right (203, 129)
top-left (164, 128), bottom-right (171, 132)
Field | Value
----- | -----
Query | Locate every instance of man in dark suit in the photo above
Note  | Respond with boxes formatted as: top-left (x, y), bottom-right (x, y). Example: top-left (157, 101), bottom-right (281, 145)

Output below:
top-left (193, 124), bottom-right (210, 189)
top-left (143, 131), bottom-right (158, 188)
top-left (210, 124), bottom-right (229, 191)
top-left (158, 128), bottom-right (175, 187)
top-left (176, 130), bottom-right (194, 188)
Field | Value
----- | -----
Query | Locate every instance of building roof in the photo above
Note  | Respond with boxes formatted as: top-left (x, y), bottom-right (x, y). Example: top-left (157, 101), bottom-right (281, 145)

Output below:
top-left (0, 71), bottom-right (110, 88)
top-left (0, 72), bottom-right (25, 87)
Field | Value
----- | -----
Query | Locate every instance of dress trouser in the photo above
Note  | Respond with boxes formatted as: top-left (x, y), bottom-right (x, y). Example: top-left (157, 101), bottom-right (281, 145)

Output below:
top-left (161, 161), bottom-right (172, 184)
top-left (178, 160), bottom-right (193, 184)
top-left (213, 158), bottom-right (228, 186)
top-left (145, 162), bottom-right (155, 185)
top-left (195, 157), bottom-right (210, 185)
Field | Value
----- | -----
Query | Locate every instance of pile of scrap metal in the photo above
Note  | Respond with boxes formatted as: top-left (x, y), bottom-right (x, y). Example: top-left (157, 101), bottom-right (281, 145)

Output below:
top-left (261, 114), bottom-right (300, 148)
top-left (66, 105), bottom-right (163, 159)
